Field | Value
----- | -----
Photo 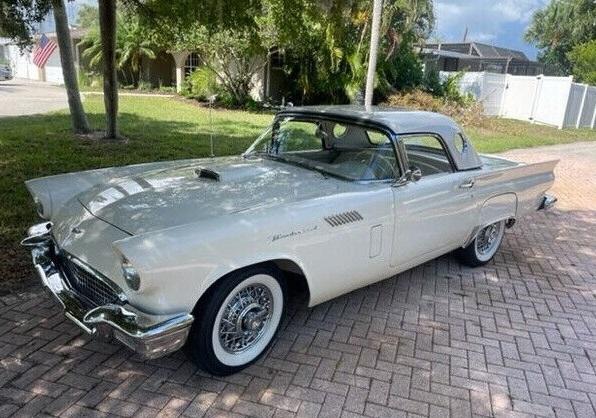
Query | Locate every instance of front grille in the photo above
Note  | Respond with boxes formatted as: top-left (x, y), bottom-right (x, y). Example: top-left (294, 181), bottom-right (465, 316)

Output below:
top-left (60, 255), bottom-right (122, 306)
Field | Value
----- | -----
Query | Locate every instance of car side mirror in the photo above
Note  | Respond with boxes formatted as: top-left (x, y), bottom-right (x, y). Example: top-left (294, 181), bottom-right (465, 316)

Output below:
top-left (394, 166), bottom-right (423, 187)
top-left (409, 166), bottom-right (422, 182)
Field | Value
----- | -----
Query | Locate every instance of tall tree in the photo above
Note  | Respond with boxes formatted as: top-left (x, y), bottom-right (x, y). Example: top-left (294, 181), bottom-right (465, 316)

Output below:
top-left (132, 0), bottom-right (433, 104)
top-left (0, 0), bottom-right (90, 134)
top-left (98, 0), bottom-right (119, 139)
top-left (568, 40), bottom-right (596, 85)
top-left (78, 9), bottom-right (157, 88)
top-left (365, 0), bottom-right (383, 107)
top-left (51, 0), bottom-right (90, 133)
top-left (525, 0), bottom-right (596, 75)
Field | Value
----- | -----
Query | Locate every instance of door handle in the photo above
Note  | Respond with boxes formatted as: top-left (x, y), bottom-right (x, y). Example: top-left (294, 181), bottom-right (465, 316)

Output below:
top-left (459, 179), bottom-right (475, 189)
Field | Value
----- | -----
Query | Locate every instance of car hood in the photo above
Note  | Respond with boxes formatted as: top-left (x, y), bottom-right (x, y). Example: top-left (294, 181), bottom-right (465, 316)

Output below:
top-left (75, 156), bottom-right (346, 235)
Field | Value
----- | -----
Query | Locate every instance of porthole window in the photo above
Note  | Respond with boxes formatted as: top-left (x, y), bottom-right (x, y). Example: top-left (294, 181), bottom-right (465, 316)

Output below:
top-left (455, 133), bottom-right (467, 153)
top-left (332, 123), bottom-right (347, 138)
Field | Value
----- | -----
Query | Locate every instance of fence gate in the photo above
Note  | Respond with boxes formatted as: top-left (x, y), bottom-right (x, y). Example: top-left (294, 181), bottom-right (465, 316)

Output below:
top-left (501, 76), bottom-right (540, 122)
top-left (450, 71), bottom-right (595, 129)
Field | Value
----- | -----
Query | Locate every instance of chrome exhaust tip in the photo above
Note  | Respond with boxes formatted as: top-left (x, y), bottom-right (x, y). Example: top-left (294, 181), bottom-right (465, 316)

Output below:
top-left (538, 194), bottom-right (557, 210)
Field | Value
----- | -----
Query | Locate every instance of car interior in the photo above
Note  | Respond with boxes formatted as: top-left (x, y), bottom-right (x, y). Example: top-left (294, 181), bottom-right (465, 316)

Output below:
top-left (273, 119), bottom-right (398, 181)
top-left (271, 118), bottom-right (454, 181)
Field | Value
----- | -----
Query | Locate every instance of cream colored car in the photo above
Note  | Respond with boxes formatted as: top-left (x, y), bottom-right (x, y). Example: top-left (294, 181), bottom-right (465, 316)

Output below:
top-left (23, 106), bottom-right (557, 375)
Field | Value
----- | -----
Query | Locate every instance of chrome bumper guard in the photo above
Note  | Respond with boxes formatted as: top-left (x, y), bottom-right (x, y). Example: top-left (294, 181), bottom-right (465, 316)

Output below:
top-left (538, 194), bottom-right (557, 210)
top-left (23, 223), bottom-right (194, 359)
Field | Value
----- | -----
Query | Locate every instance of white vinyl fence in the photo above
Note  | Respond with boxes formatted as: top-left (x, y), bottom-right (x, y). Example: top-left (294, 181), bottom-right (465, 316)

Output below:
top-left (443, 71), bottom-right (596, 129)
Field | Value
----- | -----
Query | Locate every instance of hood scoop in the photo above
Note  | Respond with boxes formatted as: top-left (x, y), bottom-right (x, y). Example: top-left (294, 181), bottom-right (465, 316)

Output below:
top-left (196, 168), bottom-right (220, 181)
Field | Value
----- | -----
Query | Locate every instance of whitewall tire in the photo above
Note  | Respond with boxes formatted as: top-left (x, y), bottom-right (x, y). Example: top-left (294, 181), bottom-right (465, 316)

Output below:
top-left (187, 265), bottom-right (286, 376)
top-left (455, 220), bottom-right (505, 267)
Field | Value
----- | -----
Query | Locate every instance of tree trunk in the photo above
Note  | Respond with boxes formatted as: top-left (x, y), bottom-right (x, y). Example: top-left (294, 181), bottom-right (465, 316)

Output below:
top-left (51, 0), bottom-right (90, 134)
top-left (98, 0), bottom-right (119, 139)
top-left (364, 0), bottom-right (383, 108)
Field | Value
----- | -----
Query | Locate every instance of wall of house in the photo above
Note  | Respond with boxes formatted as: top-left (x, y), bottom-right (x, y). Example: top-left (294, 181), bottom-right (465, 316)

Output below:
top-left (5, 37), bottom-right (82, 85)
top-left (7, 46), bottom-right (40, 80)
top-left (143, 52), bottom-right (175, 88)
top-left (44, 47), bottom-right (64, 84)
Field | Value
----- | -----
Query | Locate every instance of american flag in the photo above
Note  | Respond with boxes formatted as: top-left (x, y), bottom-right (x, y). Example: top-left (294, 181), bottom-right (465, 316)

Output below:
top-left (33, 34), bottom-right (58, 68)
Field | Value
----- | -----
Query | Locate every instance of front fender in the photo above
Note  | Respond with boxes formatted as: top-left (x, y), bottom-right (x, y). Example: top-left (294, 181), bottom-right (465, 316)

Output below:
top-left (112, 209), bottom-right (319, 315)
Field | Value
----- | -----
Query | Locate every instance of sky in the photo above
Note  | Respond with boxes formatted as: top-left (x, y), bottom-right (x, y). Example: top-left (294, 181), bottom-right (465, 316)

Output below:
top-left (433, 0), bottom-right (549, 59)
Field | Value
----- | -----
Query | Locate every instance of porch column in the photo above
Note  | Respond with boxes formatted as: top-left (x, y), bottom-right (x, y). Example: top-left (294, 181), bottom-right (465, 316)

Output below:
top-left (170, 51), bottom-right (189, 93)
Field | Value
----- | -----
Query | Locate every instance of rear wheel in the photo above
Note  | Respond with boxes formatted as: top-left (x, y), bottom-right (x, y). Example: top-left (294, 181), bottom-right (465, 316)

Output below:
top-left (187, 265), bottom-right (286, 376)
top-left (455, 220), bottom-right (505, 267)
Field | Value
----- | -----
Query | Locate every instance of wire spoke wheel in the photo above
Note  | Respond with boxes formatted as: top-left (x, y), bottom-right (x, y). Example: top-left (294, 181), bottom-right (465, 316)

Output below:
top-left (474, 221), bottom-right (505, 262)
top-left (208, 272), bottom-right (285, 369)
top-left (218, 284), bottom-right (274, 353)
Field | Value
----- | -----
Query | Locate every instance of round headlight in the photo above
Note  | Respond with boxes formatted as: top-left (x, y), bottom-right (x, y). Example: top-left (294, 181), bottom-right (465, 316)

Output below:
top-left (121, 258), bottom-right (141, 291)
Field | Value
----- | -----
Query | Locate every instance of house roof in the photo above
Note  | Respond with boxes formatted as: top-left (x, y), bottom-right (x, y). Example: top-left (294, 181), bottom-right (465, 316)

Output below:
top-left (425, 42), bottom-right (528, 60)
top-left (42, 27), bottom-right (88, 40)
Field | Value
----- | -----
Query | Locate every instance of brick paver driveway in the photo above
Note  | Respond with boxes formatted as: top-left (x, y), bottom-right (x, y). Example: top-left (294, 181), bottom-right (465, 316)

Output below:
top-left (1, 142), bottom-right (595, 418)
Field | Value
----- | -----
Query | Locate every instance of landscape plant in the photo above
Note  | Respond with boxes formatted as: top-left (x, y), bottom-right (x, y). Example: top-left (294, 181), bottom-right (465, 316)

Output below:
top-left (568, 40), bottom-right (596, 85)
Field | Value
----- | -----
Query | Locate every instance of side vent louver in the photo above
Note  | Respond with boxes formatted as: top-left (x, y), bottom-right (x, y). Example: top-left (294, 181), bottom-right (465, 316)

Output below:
top-left (324, 211), bottom-right (364, 227)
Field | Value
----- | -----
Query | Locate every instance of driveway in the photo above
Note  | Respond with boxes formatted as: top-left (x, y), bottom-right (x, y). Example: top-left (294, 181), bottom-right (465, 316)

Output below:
top-left (0, 143), bottom-right (595, 417)
top-left (0, 78), bottom-right (69, 117)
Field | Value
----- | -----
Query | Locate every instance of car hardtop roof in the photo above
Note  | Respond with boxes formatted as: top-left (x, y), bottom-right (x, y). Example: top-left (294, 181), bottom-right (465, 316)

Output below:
top-left (276, 105), bottom-right (461, 135)
top-left (276, 105), bottom-right (483, 171)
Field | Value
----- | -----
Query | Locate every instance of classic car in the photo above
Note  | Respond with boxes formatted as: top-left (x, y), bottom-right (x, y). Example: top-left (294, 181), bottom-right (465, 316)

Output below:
top-left (22, 106), bottom-right (557, 375)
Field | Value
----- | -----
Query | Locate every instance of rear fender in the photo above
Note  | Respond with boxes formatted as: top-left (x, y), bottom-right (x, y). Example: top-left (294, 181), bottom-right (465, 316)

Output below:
top-left (479, 193), bottom-right (517, 227)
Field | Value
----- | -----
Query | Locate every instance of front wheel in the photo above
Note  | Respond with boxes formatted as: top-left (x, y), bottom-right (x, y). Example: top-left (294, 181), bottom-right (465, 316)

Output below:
top-left (187, 265), bottom-right (286, 376)
top-left (455, 220), bottom-right (505, 267)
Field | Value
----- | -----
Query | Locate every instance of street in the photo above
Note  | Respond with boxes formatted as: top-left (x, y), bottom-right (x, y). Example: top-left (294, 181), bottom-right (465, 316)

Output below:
top-left (0, 78), bottom-right (69, 117)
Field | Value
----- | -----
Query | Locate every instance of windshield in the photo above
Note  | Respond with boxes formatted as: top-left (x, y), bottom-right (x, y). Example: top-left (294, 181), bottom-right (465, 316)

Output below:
top-left (245, 116), bottom-right (399, 181)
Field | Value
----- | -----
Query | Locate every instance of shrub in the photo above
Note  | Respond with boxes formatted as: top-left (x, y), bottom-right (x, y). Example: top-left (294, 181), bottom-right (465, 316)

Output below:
top-left (78, 71), bottom-right (102, 89)
top-left (184, 66), bottom-right (219, 101)
top-left (137, 80), bottom-right (153, 91)
top-left (440, 72), bottom-right (475, 106)
top-left (384, 89), bottom-right (485, 127)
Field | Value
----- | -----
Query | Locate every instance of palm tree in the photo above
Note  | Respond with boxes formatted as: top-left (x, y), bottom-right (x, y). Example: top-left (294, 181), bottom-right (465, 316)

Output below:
top-left (365, 0), bottom-right (383, 108)
top-left (118, 19), bottom-right (156, 88)
top-left (79, 13), bottom-right (157, 87)
top-left (99, 0), bottom-right (118, 139)
top-left (52, 0), bottom-right (90, 133)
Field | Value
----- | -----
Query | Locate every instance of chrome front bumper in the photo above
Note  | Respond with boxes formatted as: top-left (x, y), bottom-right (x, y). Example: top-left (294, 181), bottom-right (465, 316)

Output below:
top-left (23, 223), bottom-right (194, 359)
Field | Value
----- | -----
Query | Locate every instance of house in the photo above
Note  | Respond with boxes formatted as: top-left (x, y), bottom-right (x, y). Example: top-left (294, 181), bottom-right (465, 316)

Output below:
top-left (422, 42), bottom-right (547, 76)
top-left (2, 33), bottom-right (279, 101)
top-left (0, 29), bottom-right (88, 84)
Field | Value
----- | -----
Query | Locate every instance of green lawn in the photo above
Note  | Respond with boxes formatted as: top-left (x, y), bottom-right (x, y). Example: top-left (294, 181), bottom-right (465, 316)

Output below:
top-left (0, 95), bottom-right (594, 290)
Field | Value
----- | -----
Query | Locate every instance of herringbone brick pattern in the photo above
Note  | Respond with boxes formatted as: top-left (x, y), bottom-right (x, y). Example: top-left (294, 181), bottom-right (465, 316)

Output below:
top-left (1, 143), bottom-right (595, 417)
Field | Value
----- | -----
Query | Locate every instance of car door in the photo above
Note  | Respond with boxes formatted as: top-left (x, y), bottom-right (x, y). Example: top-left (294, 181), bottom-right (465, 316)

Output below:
top-left (390, 134), bottom-right (477, 268)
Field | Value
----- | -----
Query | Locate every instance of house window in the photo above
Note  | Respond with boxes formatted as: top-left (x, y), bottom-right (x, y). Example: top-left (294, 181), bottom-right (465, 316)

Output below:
top-left (184, 53), bottom-right (201, 76)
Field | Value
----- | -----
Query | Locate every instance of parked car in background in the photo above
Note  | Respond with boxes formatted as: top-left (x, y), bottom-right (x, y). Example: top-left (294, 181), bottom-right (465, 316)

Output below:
top-left (22, 106), bottom-right (557, 375)
top-left (0, 64), bottom-right (12, 81)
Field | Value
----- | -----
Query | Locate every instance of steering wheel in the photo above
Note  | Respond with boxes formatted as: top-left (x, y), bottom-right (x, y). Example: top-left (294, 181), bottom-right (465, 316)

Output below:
top-left (368, 152), bottom-right (397, 180)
